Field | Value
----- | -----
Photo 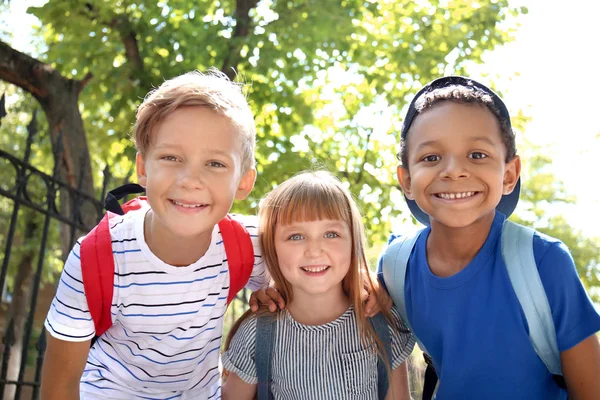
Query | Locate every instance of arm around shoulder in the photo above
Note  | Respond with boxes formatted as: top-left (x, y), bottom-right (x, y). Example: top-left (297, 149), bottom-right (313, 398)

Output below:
top-left (41, 333), bottom-right (90, 400)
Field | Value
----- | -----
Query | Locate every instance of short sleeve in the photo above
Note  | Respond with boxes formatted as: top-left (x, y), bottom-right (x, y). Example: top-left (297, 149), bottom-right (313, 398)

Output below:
top-left (231, 214), bottom-right (270, 291)
top-left (535, 235), bottom-right (600, 352)
top-left (44, 241), bottom-right (96, 342)
top-left (389, 307), bottom-right (416, 369)
top-left (221, 314), bottom-right (258, 384)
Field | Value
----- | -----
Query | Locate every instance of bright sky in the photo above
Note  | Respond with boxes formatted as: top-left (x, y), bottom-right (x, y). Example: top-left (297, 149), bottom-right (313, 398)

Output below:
top-left (3, 0), bottom-right (599, 238)
top-left (468, 0), bottom-right (600, 238)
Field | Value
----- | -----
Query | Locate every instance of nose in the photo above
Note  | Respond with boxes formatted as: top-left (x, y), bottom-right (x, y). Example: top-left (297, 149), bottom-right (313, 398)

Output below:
top-left (440, 156), bottom-right (470, 180)
top-left (304, 238), bottom-right (323, 258)
top-left (179, 166), bottom-right (206, 190)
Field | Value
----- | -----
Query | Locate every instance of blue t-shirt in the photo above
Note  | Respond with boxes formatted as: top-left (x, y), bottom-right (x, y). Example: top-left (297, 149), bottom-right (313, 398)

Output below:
top-left (378, 211), bottom-right (600, 399)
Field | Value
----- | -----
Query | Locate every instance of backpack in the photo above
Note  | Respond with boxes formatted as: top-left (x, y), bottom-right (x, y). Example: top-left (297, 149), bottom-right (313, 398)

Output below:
top-left (79, 183), bottom-right (255, 338)
top-left (254, 312), bottom-right (392, 400)
top-left (381, 220), bottom-right (565, 399)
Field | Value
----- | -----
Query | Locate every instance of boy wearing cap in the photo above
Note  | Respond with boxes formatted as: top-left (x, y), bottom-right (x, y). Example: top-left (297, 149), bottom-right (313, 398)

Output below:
top-left (380, 76), bottom-right (600, 399)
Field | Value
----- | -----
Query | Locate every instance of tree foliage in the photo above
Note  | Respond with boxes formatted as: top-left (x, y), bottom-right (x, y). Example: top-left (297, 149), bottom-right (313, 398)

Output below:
top-left (27, 0), bottom-right (525, 245)
top-left (512, 136), bottom-right (600, 297)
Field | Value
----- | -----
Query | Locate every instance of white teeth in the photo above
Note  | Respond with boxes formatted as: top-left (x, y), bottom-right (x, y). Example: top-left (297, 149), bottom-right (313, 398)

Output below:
top-left (172, 200), bottom-right (205, 208)
top-left (301, 265), bottom-right (329, 273)
top-left (437, 192), bottom-right (475, 200)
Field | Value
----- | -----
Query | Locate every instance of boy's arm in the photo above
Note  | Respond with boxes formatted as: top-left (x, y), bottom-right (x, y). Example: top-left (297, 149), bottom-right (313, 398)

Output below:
top-left (535, 239), bottom-right (600, 399)
top-left (41, 334), bottom-right (90, 400)
top-left (221, 372), bottom-right (257, 400)
top-left (386, 362), bottom-right (411, 400)
top-left (561, 334), bottom-right (600, 400)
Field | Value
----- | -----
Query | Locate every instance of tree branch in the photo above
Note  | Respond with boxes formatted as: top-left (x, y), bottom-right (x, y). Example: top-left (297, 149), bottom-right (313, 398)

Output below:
top-left (0, 40), bottom-right (50, 99)
top-left (82, 3), bottom-right (144, 72)
top-left (221, 0), bottom-right (260, 79)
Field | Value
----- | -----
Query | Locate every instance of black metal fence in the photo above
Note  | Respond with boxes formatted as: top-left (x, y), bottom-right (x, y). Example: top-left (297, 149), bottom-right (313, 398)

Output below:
top-left (0, 94), bottom-right (106, 399)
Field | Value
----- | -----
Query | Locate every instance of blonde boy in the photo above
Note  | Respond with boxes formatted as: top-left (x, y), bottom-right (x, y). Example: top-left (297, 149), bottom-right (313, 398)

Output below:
top-left (41, 70), bottom-right (270, 399)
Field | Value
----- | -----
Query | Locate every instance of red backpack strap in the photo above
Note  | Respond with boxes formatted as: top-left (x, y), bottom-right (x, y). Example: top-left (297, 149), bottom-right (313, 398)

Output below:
top-left (120, 196), bottom-right (148, 213)
top-left (80, 213), bottom-right (116, 337)
top-left (218, 215), bottom-right (255, 305)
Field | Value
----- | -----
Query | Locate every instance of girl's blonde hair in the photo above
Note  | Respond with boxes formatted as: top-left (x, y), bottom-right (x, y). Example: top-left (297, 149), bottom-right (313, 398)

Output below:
top-left (133, 68), bottom-right (256, 173)
top-left (225, 171), bottom-right (396, 383)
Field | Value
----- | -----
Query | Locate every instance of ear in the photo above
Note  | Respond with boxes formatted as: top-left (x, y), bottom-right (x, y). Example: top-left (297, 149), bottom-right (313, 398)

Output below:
top-left (503, 155), bottom-right (521, 194)
top-left (397, 165), bottom-right (415, 200)
top-left (235, 168), bottom-right (256, 200)
top-left (136, 152), bottom-right (147, 188)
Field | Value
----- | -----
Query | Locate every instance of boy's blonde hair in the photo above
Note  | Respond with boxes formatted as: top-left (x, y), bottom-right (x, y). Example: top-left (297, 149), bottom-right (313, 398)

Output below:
top-left (133, 69), bottom-right (256, 173)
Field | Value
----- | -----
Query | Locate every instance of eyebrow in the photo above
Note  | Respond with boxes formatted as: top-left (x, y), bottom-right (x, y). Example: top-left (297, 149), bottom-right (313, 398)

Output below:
top-left (469, 136), bottom-right (497, 146)
top-left (153, 144), bottom-right (233, 158)
top-left (414, 135), bottom-right (497, 151)
top-left (280, 221), bottom-right (347, 231)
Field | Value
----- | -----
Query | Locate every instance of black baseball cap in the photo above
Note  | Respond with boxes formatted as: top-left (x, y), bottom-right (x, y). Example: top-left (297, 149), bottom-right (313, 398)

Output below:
top-left (400, 76), bottom-right (520, 226)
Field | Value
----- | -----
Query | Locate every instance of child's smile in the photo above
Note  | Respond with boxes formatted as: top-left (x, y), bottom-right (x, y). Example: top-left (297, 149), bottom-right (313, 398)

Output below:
top-left (136, 106), bottom-right (256, 264)
top-left (274, 219), bottom-right (351, 298)
top-left (399, 101), bottom-right (520, 229)
top-left (169, 198), bottom-right (209, 210)
top-left (300, 264), bottom-right (330, 275)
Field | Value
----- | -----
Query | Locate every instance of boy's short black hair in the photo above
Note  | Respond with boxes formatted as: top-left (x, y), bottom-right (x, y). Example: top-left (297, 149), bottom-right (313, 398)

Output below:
top-left (398, 77), bottom-right (517, 167)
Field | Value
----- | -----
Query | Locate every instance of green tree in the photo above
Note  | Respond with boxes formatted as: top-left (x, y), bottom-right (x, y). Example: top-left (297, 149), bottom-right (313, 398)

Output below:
top-left (512, 137), bottom-right (600, 298)
top-left (24, 0), bottom-right (525, 244)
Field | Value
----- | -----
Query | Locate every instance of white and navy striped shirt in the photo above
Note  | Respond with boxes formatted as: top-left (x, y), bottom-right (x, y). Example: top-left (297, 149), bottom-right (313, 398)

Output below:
top-left (222, 306), bottom-right (415, 399)
top-left (45, 206), bottom-right (268, 399)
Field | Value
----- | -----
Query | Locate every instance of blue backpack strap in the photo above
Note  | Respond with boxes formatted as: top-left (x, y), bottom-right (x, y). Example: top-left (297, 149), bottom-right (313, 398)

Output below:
top-left (370, 313), bottom-right (391, 400)
top-left (501, 220), bottom-right (562, 376)
top-left (381, 231), bottom-right (429, 355)
top-left (255, 314), bottom-right (275, 400)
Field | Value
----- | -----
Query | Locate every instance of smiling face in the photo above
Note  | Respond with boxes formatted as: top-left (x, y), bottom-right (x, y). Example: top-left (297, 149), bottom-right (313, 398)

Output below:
top-left (137, 106), bottom-right (256, 244)
top-left (274, 219), bottom-right (352, 299)
top-left (398, 101), bottom-right (520, 229)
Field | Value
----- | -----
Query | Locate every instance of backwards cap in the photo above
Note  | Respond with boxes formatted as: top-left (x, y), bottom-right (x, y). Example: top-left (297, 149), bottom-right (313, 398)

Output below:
top-left (400, 76), bottom-right (520, 226)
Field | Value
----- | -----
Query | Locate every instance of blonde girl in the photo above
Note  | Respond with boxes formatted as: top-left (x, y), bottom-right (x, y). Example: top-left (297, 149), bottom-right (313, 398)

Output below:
top-left (222, 171), bottom-right (415, 400)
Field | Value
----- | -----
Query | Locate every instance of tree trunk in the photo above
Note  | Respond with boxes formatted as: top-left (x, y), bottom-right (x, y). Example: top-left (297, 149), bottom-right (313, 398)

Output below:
top-left (0, 40), bottom-right (96, 395)
top-left (0, 40), bottom-right (96, 234)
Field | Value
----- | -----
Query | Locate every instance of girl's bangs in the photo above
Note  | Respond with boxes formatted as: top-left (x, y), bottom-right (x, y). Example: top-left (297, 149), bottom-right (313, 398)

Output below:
top-left (274, 180), bottom-right (352, 226)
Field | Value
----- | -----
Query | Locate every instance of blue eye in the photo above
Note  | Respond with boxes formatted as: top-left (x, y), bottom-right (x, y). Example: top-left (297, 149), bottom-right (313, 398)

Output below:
top-left (469, 152), bottom-right (488, 160)
top-left (324, 231), bottom-right (339, 238)
top-left (422, 155), bottom-right (440, 162)
top-left (288, 234), bottom-right (303, 241)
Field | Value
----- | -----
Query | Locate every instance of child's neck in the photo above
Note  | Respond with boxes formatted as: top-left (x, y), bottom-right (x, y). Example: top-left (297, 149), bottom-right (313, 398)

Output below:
top-left (426, 212), bottom-right (495, 277)
top-left (144, 210), bottom-right (212, 266)
top-left (287, 286), bottom-right (350, 326)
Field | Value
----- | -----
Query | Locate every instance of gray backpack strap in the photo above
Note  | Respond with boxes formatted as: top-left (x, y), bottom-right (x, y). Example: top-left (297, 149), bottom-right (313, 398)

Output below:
top-left (370, 313), bottom-right (391, 400)
top-left (501, 220), bottom-right (562, 376)
top-left (255, 314), bottom-right (275, 400)
top-left (381, 231), bottom-right (429, 355)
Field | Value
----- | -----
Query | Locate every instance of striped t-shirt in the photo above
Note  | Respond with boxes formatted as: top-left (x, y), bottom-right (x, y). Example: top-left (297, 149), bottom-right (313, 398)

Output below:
top-left (222, 306), bottom-right (415, 399)
top-left (45, 206), bottom-right (268, 400)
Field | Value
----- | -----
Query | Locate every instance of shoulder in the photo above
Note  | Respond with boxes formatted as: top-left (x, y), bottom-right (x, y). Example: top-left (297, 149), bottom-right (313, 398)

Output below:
top-left (108, 206), bottom-right (147, 241)
top-left (381, 228), bottom-right (426, 269)
top-left (228, 213), bottom-right (258, 231)
top-left (532, 230), bottom-right (571, 264)
top-left (224, 313), bottom-right (259, 361)
top-left (388, 307), bottom-right (416, 367)
top-left (229, 312), bottom-right (259, 348)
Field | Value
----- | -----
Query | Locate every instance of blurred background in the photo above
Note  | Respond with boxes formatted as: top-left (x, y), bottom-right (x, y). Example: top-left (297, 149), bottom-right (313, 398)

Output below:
top-left (0, 0), bottom-right (598, 398)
